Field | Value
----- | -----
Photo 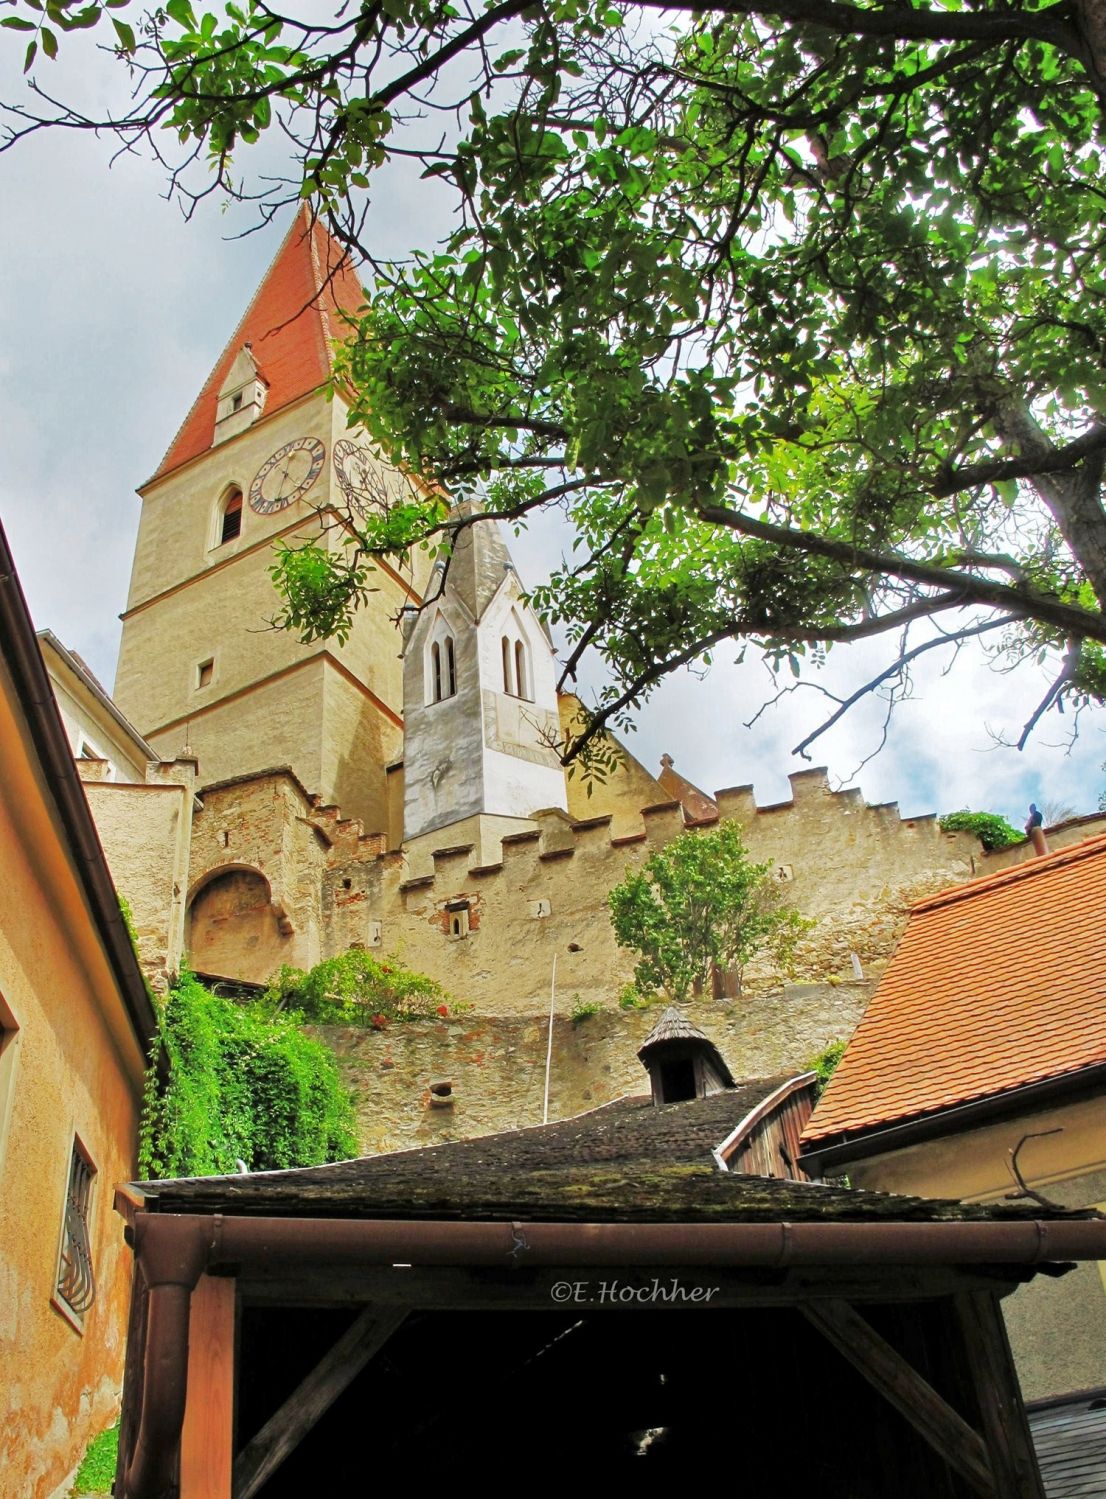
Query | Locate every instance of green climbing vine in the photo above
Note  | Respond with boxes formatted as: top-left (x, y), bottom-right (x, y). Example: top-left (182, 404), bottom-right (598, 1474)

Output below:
top-left (139, 969), bottom-right (357, 1179)
top-left (938, 810), bottom-right (1022, 851)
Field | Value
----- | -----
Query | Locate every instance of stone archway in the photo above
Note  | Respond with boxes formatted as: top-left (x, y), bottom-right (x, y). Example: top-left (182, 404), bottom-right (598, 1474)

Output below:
top-left (186, 865), bottom-right (292, 986)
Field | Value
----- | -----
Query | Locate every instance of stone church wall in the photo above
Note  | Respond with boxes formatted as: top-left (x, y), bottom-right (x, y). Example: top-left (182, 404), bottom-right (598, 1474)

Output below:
top-left (315, 981), bottom-right (871, 1156)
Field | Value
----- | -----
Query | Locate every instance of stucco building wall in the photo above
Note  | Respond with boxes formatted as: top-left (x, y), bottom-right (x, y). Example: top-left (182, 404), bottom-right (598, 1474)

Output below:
top-left (0, 689), bottom-right (148, 1499)
top-left (838, 1101), bottom-right (1106, 1401)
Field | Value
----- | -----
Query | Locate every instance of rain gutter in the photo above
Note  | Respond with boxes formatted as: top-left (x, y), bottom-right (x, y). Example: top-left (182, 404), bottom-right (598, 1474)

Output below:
top-left (799, 1059), bottom-right (1106, 1176)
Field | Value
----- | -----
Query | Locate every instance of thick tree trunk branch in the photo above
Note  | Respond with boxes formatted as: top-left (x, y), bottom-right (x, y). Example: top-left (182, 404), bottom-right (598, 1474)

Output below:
top-left (637, 0), bottom-right (1076, 49)
top-left (933, 422), bottom-right (1106, 497)
top-left (1073, 0), bottom-right (1106, 86)
top-left (694, 502), bottom-right (1106, 643)
top-left (990, 396), bottom-right (1106, 607)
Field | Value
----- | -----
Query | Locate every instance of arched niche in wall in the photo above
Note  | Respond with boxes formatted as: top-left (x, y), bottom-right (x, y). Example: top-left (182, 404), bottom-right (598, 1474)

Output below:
top-left (499, 607), bottom-right (534, 701)
top-left (185, 864), bottom-right (291, 986)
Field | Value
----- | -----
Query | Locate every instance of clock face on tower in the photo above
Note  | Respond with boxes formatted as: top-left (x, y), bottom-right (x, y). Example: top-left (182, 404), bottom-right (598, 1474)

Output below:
top-left (249, 437), bottom-right (326, 514)
top-left (333, 438), bottom-right (384, 515)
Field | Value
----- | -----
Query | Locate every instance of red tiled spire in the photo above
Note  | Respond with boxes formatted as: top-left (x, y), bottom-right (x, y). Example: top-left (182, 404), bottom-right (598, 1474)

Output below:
top-left (150, 206), bottom-right (365, 483)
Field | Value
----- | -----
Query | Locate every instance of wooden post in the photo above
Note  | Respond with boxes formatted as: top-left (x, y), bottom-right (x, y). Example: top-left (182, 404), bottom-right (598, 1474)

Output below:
top-left (953, 1292), bottom-right (1047, 1499)
top-left (802, 1298), bottom-right (995, 1496)
top-left (180, 1274), bottom-right (237, 1499)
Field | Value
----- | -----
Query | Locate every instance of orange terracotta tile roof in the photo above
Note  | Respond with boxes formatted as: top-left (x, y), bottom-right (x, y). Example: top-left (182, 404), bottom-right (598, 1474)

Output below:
top-left (150, 206), bottom-right (365, 483)
top-left (657, 753), bottom-right (719, 824)
top-left (802, 833), bottom-right (1106, 1145)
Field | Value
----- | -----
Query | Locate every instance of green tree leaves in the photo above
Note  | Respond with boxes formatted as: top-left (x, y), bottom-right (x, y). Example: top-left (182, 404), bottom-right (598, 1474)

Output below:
top-left (8, 0), bottom-right (1106, 754)
top-left (607, 821), bottom-right (809, 1004)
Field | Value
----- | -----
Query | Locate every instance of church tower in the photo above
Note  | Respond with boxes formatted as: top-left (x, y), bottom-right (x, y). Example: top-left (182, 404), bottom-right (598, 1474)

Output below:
top-left (114, 209), bottom-right (420, 831)
top-left (401, 503), bottom-right (568, 864)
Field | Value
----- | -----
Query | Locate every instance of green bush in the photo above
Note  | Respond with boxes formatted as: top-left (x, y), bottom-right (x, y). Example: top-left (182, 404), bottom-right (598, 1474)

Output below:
top-left (938, 809), bottom-right (1022, 850)
top-left (807, 1038), bottom-right (849, 1096)
top-left (139, 970), bottom-right (358, 1178)
top-left (72, 1422), bottom-right (118, 1494)
top-left (570, 995), bottom-right (603, 1024)
top-left (263, 948), bottom-right (451, 1026)
top-left (617, 983), bottom-right (659, 1012)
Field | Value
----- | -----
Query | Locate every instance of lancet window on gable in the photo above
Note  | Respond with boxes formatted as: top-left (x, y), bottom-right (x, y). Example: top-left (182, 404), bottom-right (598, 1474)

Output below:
top-left (500, 619), bottom-right (532, 701)
top-left (426, 620), bottom-right (457, 704)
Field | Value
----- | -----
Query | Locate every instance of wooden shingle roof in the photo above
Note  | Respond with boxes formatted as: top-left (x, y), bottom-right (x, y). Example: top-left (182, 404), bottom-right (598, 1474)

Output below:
top-left (127, 1087), bottom-right (1068, 1226)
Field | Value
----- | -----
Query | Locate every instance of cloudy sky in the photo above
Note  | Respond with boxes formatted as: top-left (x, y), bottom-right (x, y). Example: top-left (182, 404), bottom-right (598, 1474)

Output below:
top-left (1, 33), bottom-right (1103, 827)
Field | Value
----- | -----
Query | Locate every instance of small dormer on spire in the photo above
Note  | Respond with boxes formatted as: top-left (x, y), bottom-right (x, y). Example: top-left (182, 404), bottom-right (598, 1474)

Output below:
top-left (213, 343), bottom-right (268, 446)
top-left (638, 1007), bottom-right (735, 1106)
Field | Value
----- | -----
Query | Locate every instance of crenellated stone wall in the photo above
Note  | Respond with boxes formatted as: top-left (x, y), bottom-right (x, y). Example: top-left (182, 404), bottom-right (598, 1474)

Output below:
top-left (183, 762), bottom-right (1004, 1011)
top-left (168, 760), bottom-right (1106, 1153)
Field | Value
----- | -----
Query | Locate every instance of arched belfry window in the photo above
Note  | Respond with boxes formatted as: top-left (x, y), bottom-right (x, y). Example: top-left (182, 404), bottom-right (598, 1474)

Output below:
top-left (218, 487), bottom-right (243, 545)
top-left (501, 636), bottom-right (512, 695)
top-left (514, 640), bottom-right (529, 701)
top-left (428, 630), bottom-right (457, 704)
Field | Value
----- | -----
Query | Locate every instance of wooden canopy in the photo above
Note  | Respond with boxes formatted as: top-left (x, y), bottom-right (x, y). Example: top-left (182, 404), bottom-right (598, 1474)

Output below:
top-left (112, 1097), bottom-right (1106, 1498)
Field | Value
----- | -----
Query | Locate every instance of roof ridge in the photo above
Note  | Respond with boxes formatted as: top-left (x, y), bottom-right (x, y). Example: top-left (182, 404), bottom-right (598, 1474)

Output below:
top-left (911, 832), bottom-right (1106, 915)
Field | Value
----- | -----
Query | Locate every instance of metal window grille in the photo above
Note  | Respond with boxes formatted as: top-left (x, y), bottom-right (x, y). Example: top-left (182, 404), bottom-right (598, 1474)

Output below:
top-left (57, 1142), bottom-right (96, 1316)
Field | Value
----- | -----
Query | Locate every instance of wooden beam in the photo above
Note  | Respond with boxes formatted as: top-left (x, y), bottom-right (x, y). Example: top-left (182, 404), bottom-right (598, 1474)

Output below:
top-left (181, 1275), bottom-right (237, 1499)
top-left (233, 1307), bottom-right (406, 1499)
top-left (802, 1298), bottom-right (995, 1497)
top-left (953, 1292), bottom-right (1047, 1499)
top-left (236, 1262), bottom-right (1019, 1311)
top-left (115, 1260), bottom-right (149, 1497)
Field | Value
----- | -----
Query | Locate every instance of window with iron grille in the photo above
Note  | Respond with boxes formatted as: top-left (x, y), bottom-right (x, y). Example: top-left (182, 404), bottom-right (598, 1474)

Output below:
top-left (56, 1140), bottom-right (96, 1318)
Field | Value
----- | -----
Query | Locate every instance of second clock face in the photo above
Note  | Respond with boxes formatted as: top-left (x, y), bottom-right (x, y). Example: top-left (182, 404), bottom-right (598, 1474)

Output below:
top-left (333, 438), bottom-right (383, 514)
top-left (250, 437), bottom-right (326, 514)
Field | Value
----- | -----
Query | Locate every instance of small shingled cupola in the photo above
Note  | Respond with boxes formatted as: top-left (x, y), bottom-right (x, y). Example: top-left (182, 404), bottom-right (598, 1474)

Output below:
top-left (638, 1006), bottom-right (735, 1107)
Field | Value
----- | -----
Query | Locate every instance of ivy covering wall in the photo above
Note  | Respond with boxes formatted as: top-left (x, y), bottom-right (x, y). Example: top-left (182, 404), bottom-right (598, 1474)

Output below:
top-left (139, 970), bottom-right (358, 1179)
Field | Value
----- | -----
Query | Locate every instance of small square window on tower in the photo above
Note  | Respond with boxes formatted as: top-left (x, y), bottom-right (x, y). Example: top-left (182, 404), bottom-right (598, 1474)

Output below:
top-left (54, 1137), bottom-right (97, 1325)
top-left (196, 658), bottom-right (214, 690)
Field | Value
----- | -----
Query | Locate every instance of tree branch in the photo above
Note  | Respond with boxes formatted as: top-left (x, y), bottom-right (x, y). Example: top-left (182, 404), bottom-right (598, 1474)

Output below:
top-left (638, 0), bottom-right (1076, 49)
top-left (790, 614), bottom-right (1014, 760)
top-left (695, 502), bottom-right (1106, 643)
top-left (934, 422), bottom-right (1106, 497)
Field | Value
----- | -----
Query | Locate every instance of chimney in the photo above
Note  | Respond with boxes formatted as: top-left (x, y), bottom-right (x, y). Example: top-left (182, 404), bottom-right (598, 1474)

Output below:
top-left (1025, 804), bottom-right (1049, 857)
